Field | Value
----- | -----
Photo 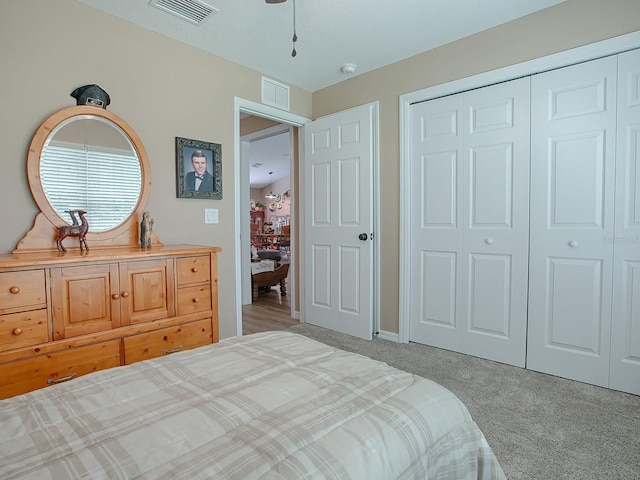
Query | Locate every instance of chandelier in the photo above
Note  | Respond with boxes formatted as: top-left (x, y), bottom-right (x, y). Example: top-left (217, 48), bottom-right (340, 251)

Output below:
top-left (265, 172), bottom-right (277, 199)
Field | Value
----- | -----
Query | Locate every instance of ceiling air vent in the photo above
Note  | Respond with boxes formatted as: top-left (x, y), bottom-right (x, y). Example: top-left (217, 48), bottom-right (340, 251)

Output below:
top-left (149, 0), bottom-right (218, 25)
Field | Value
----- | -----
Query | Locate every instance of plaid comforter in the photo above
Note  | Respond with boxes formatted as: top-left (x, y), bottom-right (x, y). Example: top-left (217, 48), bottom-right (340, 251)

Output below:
top-left (0, 331), bottom-right (505, 479)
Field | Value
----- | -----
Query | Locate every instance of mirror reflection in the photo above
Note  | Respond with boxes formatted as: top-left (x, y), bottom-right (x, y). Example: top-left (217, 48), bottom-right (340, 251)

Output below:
top-left (40, 116), bottom-right (142, 232)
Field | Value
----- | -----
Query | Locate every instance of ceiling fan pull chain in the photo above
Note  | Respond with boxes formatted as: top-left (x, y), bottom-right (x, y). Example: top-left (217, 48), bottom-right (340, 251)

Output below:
top-left (291, 0), bottom-right (297, 57)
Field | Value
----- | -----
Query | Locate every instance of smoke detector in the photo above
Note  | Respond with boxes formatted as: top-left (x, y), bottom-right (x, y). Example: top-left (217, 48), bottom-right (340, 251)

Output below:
top-left (340, 63), bottom-right (358, 75)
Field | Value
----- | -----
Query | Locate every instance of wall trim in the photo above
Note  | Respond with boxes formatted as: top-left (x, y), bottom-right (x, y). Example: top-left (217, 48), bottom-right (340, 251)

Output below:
top-left (398, 30), bottom-right (640, 344)
top-left (378, 330), bottom-right (399, 343)
top-left (234, 97), bottom-right (310, 338)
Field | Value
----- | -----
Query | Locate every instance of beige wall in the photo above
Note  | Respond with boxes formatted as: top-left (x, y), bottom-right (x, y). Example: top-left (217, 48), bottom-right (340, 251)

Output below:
top-left (0, 0), bottom-right (312, 339)
top-left (2, 0), bottom-right (640, 338)
top-left (312, 0), bottom-right (640, 333)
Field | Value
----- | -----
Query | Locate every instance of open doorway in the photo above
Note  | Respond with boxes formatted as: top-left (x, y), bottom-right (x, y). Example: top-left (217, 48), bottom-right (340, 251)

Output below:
top-left (233, 98), bottom-right (310, 337)
top-left (241, 123), bottom-right (295, 335)
top-left (240, 123), bottom-right (291, 302)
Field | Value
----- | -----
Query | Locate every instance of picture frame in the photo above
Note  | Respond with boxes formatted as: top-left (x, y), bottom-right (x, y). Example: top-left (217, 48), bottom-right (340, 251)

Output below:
top-left (176, 136), bottom-right (222, 199)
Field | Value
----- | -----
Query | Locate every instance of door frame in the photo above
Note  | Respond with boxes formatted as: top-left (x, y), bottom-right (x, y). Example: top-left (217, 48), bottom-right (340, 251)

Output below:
top-left (398, 30), bottom-right (640, 343)
top-left (234, 97), bottom-right (310, 337)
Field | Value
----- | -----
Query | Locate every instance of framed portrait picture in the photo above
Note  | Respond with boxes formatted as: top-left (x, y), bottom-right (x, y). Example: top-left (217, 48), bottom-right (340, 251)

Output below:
top-left (176, 136), bottom-right (222, 199)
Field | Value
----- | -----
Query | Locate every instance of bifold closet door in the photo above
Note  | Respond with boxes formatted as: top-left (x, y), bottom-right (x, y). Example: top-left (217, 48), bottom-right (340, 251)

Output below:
top-left (409, 77), bottom-right (530, 367)
top-left (610, 48), bottom-right (640, 396)
top-left (527, 56), bottom-right (618, 388)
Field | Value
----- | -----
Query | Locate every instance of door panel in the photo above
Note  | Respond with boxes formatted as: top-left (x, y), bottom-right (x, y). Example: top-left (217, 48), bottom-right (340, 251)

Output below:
top-left (467, 253), bottom-right (511, 337)
top-left (410, 77), bottom-right (530, 367)
top-left (545, 258), bottom-right (604, 353)
top-left (610, 48), bottom-right (640, 395)
top-left (528, 55), bottom-right (617, 387)
top-left (461, 78), bottom-right (530, 366)
top-left (311, 245), bottom-right (331, 308)
top-left (304, 104), bottom-right (375, 339)
top-left (421, 251), bottom-right (457, 328)
top-left (423, 151), bottom-right (458, 228)
top-left (411, 94), bottom-right (463, 349)
top-left (120, 259), bottom-right (174, 325)
top-left (50, 264), bottom-right (119, 339)
top-left (469, 144), bottom-right (514, 227)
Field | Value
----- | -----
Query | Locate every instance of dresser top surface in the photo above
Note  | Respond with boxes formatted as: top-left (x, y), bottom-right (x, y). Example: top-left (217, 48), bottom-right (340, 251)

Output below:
top-left (0, 244), bottom-right (222, 270)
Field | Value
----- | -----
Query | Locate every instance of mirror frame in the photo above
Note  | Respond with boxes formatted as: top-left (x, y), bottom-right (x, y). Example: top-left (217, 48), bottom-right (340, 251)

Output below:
top-left (15, 106), bottom-right (154, 253)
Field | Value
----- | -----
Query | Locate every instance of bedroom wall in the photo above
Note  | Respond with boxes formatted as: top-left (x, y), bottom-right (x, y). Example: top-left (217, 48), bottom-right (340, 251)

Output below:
top-left (0, 0), bottom-right (312, 339)
top-left (312, 0), bottom-right (640, 334)
top-left (3, 1), bottom-right (640, 341)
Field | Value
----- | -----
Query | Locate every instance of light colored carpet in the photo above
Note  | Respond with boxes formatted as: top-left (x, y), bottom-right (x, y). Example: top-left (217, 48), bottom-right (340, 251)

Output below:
top-left (287, 323), bottom-right (640, 480)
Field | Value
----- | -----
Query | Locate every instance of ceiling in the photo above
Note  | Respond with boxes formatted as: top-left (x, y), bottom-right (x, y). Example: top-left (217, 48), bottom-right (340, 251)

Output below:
top-left (247, 130), bottom-right (291, 189)
top-left (76, 0), bottom-right (565, 188)
top-left (77, 0), bottom-right (565, 93)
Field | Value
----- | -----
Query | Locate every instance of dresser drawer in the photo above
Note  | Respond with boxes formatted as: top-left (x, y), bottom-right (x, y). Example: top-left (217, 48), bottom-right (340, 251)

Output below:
top-left (177, 285), bottom-right (212, 316)
top-left (0, 270), bottom-right (46, 313)
top-left (176, 256), bottom-right (211, 286)
top-left (0, 309), bottom-right (49, 352)
top-left (0, 340), bottom-right (120, 399)
top-left (123, 318), bottom-right (212, 365)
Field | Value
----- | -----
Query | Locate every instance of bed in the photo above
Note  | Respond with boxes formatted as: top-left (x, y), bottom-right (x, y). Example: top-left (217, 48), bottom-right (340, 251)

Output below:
top-left (0, 331), bottom-right (505, 479)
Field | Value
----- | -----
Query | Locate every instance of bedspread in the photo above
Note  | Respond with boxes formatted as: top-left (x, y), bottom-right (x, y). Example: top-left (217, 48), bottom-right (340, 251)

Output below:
top-left (0, 331), bottom-right (505, 479)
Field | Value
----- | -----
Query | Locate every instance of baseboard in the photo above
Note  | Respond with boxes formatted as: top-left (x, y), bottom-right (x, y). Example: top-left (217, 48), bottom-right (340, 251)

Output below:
top-left (377, 329), bottom-right (399, 342)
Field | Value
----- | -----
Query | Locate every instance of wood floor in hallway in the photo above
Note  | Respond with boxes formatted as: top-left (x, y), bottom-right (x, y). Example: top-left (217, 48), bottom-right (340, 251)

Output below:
top-left (242, 280), bottom-right (298, 335)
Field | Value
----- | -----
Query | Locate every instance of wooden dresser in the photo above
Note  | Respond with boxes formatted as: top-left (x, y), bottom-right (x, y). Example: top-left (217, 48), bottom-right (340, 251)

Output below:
top-left (0, 245), bottom-right (220, 399)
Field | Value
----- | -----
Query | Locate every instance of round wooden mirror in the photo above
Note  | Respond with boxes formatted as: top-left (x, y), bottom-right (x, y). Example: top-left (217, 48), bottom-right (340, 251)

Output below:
top-left (15, 106), bottom-right (153, 253)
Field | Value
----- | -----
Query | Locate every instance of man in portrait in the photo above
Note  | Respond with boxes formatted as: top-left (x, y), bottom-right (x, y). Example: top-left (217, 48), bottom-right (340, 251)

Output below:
top-left (184, 149), bottom-right (214, 192)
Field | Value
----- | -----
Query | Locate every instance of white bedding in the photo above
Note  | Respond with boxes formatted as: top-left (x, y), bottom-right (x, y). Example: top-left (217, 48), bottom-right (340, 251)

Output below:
top-left (0, 331), bottom-right (505, 479)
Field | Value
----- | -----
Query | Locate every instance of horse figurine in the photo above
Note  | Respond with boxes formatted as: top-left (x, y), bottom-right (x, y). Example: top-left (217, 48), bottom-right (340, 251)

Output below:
top-left (56, 210), bottom-right (89, 253)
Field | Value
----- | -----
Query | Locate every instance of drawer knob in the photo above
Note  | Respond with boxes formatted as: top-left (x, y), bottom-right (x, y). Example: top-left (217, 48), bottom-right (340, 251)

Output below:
top-left (192, 297), bottom-right (199, 303)
top-left (121, 292), bottom-right (130, 298)
top-left (9, 286), bottom-right (20, 294)
top-left (12, 327), bottom-right (23, 336)
top-left (191, 267), bottom-right (199, 273)
top-left (112, 293), bottom-right (120, 300)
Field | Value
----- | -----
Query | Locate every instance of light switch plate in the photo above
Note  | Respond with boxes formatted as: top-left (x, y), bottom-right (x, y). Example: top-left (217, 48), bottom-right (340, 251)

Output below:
top-left (204, 208), bottom-right (218, 224)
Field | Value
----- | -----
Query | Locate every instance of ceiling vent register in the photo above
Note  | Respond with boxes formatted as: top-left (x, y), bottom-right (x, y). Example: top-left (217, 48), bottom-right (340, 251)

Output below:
top-left (149, 0), bottom-right (218, 25)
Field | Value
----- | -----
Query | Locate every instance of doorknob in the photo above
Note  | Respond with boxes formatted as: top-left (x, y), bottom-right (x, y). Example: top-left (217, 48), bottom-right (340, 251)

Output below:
top-left (358, 233), bottom-right (368, 241)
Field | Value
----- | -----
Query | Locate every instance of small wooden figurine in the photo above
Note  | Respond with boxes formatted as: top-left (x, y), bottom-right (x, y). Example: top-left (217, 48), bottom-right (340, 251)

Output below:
top-left (140, 211), bottom-right (154, 249)
top-left (56, 209), bottom-right (89, 253)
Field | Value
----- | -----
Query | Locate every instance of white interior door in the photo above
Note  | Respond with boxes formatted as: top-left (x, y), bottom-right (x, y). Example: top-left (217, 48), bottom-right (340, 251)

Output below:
top-left (527, 56), bottom-right (618, 387)
top-left (610, 48), bottom-right (640, 395)
top-left (409, 77), bottom-right (530, 367)
top-left (303, 103), bottom-right (376, 340)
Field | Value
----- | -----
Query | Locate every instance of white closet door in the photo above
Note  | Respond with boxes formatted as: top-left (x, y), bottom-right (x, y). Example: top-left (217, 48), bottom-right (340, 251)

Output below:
top-left (410, 93), bottom-right (464, 351)
top-left (410, 77), bottom-right (530, 367)
top-left (460, 79), bottom-right (531, 367)
top-left (528, 56), bottom-right (618, 387)
top-left (610, 48), bottom-right (640, 395)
